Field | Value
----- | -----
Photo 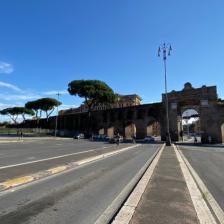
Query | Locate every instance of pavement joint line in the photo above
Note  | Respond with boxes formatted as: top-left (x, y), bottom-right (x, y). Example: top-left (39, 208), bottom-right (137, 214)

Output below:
top-left (0, 145), bottom-right (115, 170)
top-left (174, 144), bottom-right (218, 224)
top-left (176, 145), bottom-right (224, 224)
top-left (0, 144), bottom-right (142, 192)
top-left (95, 144), bottom-right (164, 224)
top-left (111, 144), bottom-right (165, 224)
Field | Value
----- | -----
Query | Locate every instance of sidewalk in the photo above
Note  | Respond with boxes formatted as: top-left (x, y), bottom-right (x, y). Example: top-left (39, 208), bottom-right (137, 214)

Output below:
top-left (129, 146), bottom-right (199, 224)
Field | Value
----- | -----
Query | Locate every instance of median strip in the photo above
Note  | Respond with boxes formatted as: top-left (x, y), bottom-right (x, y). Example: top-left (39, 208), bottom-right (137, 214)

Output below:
top-left (0, 144), bottom-right (141, 192)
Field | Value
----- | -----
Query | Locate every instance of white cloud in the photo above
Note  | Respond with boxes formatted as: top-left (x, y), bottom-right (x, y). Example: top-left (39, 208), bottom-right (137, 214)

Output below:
top-left (0, 102), bottom-right (23, 110)
top-left (0, 81), bottom-right (22, 92)
top-left (0, 93), bottom-right (40, 101)
top-left (43, 90), bottom-right (68, 96)
top-left (0, 61), bottom-right (14, 74)
top-left (182, 117), bottom-right (199, 125)
top-left (59, 104), bottom-right (78, 110)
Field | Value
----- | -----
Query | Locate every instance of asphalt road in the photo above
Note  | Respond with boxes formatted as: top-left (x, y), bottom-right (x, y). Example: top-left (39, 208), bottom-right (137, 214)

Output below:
top-left (180, 144), bottom-right (224, 210)
top-left (0, 139), bottom-right (111, 166)
top-left (0, 144), bottom-right (161, 224)
top-left (0, 140), bottom-right (134, 182)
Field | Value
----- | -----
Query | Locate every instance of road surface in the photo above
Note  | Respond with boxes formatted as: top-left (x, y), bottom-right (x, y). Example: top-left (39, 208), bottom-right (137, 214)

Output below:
top-left (0, 143), bottom-right (161, 224)
top-left (180, 144), bottom-right (224, 210)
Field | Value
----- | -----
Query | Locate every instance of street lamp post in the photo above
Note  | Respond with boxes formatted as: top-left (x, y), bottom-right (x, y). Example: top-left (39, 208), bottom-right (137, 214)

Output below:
top-left (55, 92), bottom-right (61, 137)
top-left (158, 43), bottom-right (172, 146)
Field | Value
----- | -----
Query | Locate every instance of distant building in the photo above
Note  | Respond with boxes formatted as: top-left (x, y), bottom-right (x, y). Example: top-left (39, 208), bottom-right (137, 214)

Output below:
top-left (59, 94), bottom-right (142, 115)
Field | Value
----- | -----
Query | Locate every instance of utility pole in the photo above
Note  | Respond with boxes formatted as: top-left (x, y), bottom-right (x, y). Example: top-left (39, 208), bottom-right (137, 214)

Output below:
top-left (158, 43), bottom-right (172, 146)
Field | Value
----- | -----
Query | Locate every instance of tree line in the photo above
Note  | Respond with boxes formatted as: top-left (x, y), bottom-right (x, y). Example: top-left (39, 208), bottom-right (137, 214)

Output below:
top-left (0, 98), bottom-right (61, 124)
top-left (0, 80), bottom-right (117, 126)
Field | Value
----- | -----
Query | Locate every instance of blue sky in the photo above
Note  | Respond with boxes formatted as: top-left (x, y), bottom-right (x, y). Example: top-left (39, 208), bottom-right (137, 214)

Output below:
top-left (0, 0), bottom-right (223, 121)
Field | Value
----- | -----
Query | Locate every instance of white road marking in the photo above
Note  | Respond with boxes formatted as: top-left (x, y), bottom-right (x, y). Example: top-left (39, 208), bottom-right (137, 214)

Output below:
top-left (0, 145), bottom-right (113, 170)
top-left (174, 144), bottom-right (217, 224)
top-left (0, 144), bottom-right (143, 194)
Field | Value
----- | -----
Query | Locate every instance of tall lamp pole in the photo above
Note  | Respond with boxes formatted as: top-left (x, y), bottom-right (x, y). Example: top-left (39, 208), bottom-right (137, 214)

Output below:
top-left (55, 92), bottom-right (61, 137)
top-left (158, 43), bottom-right (172, 146)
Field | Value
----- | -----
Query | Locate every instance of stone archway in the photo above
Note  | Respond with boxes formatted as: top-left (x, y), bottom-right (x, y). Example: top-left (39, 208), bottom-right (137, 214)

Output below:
top-left (221, 123), bottom-right (224, 143)
top-left (106, 126), bottom-right (114, 138)
top-left (98, 128), bottom-right (105, 135)
top-left (181, 108), bottom-right (200, 141)
top-left (125, 123), bottom-right (136, 139)
top-left (146, 120), bottom-right (160, 137)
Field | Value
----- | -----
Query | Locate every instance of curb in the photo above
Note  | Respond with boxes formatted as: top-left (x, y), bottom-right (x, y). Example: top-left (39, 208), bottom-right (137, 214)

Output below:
top-left (175, 144), bottom-right (224, 224)
top-left (0, 144), bottom-right (141, 192)
top-left (174, 144), bottom-right (218, 224)
top-left (95, 144), bottom-right (164, 224)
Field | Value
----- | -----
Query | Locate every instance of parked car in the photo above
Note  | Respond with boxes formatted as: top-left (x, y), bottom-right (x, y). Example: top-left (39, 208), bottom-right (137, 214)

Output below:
top-left (92, 134), bottom-right (103, 141)
top-left (103, 135), bottom-right (110, 141)
top-left (143, 135), bottom-right (155, 143)
top-left (92, 134), bottom-right (110, 141)
top-left (73, 133), bottom-right (84, 139)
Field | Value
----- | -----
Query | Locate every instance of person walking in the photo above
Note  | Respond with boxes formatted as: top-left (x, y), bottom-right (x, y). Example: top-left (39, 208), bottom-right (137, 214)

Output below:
top-left (116, 132), bottom-right (120, 146)
top-left (194, 135), bottom-right (197, 144)
top-left (208, 135), bottom-right (212, 144)
top-left (132, 133), bottom-right (136, 144)
top-left (20, 130), bottom-right (23, 140)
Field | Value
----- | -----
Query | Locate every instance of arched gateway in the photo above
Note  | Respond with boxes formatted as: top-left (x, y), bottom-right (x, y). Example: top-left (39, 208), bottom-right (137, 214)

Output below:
top-left (23, 83), bottom-right (224, 143)
top-left (162, 83), bottom-right (224, 143)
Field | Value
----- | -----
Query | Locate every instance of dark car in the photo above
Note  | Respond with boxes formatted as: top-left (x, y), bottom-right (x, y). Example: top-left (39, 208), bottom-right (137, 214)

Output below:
top-left (143, 135), bottom-right (155, 143)
top-left (92, 134), bottom-right (110, 141)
